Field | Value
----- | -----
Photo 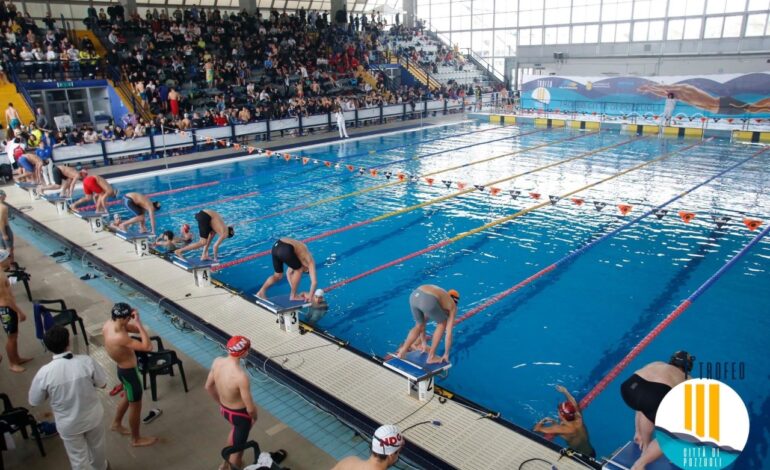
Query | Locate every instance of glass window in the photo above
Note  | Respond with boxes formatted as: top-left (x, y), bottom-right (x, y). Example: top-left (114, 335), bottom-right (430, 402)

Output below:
top-left (706, 0), bottom-right (727, 14)
top-left (474, 0), bottom-right (495, 14)
top-left (557, 26), bottom-right (570, 43)
top-left (572, 0), bottom-right (602, 23)
top-left (494, 29), bottom-right (517, 56)
top-left (748, 0), bottom-right (770, 11)
top-left (452, 0), bottom-right (472, 16)
top-left (472, 30), bottom-right (494, 57)
top-left (433, 16), bottom-right (450, 31)
top-left (704, 16), bottom-right (724, 37)
top-left (452, 31), bottom-right (471, 50)
top-left (602, 0), bottom-right (633, 21)
top-left (472, 14), bottom-right (495, 29)
top-left (745, 13), bottom-right (768, 36)
top-left (544, 2), bottom-right (571, 25)
top-left (545, 27), bottom-right (558, 43)
top-left (683, 17), bottom-right (702, 38)
top-left (496, 11), bottom-right (518, 28)
top-left (667, 18), bottom-right (685, 39)
top-left (519, 28), bottom-right (532, 46)
top-left (669, 0), bottom-right (705, 17)
top-left (451, 15), bottom-right (471, 30)
top-left (724, 0), bottom-right (747, 13)
top-left (572, 24), bottom-right (586, 42)
top-left (633, 20), bottom-right (649, 40)
top-left (519, 7), bottom-right (544, 27)
top-left (586, 24), bottom-right (600, 42)
top-left (496, 0), bottom-right (518, 12)
top-left (531, 27), bottom-right (543, 45)
top-left (602, 23), bottom-right (616, 41)
top-left (722, 15), bottom-right (743, 36)
top-left (616, 22), bottom-right (631, 40)
top-left (648, 19), bottom-right (664, 39)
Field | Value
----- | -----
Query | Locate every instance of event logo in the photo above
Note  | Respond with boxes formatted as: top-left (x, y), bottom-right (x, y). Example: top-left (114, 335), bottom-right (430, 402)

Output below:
top-left (656, 379), bottom-right (749, 469)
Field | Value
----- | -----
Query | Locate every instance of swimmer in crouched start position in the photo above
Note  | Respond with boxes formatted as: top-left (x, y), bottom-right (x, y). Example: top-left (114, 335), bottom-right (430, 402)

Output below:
top-left (256, 237), bottom-right (317, 301)
top-left (174, 210), bottom-right (234, 261)
top-left (396, 285), bottom-right (458, 364)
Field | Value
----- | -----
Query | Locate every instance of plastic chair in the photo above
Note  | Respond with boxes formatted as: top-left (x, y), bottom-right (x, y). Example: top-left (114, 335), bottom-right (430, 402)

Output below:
top-left (142, 349), bottom-right (189, 402)
top-left (35, 299), bottom-right (89, 348)
top-left (0, 393), bottom-right (46, 460)
top-left (5, 263), bottom-right (32, 302)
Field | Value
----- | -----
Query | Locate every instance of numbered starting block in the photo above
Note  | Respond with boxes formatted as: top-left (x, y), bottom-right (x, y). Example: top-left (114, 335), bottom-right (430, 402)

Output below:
top-left (383, 351), bottom-right (451, 401)
top-left (172, 256), bottom-right (217, 287)
top-left (42, 194), bottom-right (71, 214)
top-left (15, 181), bottom-right (37, 201)
top-left (254, 295), bottom-right (310, 334)
top-left (604, 442), bottom-right (677, 470)
top-left (114, 230), bottom-right (153, 256)
top-left (73, 210), bottom-right (108, 233)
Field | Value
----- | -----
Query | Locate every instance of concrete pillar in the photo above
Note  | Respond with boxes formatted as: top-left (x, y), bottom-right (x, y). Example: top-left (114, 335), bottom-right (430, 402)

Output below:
top-left (239, 0), bottom-right (256, 15)
top-left (119, 0), bottom-right (137, 17)
top-left (403, 0), bottom-right (416, 28)
top-left (331, 0), bottom-right (347, 24)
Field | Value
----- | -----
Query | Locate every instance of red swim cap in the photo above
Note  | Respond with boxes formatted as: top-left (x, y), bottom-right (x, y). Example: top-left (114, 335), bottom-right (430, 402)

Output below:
top-left (558, 401), bottom-right (577, 421)
top-left (227, 336), bottom-right (250, 357)
top-left (182, 223), bottom-right (191, 233)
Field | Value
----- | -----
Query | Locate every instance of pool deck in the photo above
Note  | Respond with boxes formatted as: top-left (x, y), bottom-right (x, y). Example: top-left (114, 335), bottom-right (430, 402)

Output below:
top-left (6, 177), bottom-right (594, 468)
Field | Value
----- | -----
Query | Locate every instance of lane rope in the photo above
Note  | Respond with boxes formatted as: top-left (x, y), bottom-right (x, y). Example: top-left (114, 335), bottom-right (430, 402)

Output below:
top-left (451, 142), bottom-right (766, 329)
top-left (579, 218), bottom-right (770, 410)
top-left (212, 132), bottom-right (627, 272)
top-left (322, 138), bottom-right (705, 292)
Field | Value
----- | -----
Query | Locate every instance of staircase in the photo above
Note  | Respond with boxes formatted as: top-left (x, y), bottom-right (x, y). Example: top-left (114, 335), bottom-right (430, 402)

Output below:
top-left (386, 52), bottom-right (441, 90)
top-left (0, 82), bottom-right (35, 127)
top-left (111, 78), bottom-right (153, 121)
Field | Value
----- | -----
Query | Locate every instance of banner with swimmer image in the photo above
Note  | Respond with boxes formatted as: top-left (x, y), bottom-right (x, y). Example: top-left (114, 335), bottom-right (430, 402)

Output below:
top-left (520, 72), bottom-right (770, 119)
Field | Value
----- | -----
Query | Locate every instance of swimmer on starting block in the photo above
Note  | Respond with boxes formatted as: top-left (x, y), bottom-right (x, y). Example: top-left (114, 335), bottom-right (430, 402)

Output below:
top-left (15, 152), bottom-right (44, 184)
top-left (256, 238), bottom-right (317, 301)
top-left (36, 166), bottom-right (87, 198)
top-left (396, 285), bottom-right (459, 365)
top-left (70, 175), bottom-right (118, 213)
top-left (175, 210), bottom-right (234, 261)
top-left (533, 385), bottom-right (595, 458)
top-left (112, 192), bottom-right (161, 235)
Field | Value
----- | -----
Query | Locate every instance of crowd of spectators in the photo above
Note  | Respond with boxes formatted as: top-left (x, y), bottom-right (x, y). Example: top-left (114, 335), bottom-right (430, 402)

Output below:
top-left (1, 5), bottom-right (492, 151)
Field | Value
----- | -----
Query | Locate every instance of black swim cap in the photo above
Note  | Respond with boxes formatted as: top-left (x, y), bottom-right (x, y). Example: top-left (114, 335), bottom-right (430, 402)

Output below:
top-left (111, 302), bottom-right (133, 320)
top-left (228, 226), bottom-right (235, 238)
top-left (153, 201), bottom-right (162, 211)
top-left (163, 230), bottom-right (174, 240)
top-left (669, 351), bottom-right (695, 373)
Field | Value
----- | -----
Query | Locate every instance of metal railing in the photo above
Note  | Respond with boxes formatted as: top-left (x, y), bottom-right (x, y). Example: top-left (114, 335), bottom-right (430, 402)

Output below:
top-left (7, 59), bottom-right (113, 82)
top-left (47, 96), bottom-right (481, 167)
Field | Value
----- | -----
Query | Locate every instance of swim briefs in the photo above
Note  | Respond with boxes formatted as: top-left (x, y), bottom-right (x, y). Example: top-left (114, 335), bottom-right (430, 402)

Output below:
top-left (409, 288), bottom-right (448, 324)
top-left (195, 210), bottom-right (213, 239)
top-left (0, 225), bottom-right (13, 250)
top-left (117, 366), bottom-right (143, 402)
top-left (0, 306), bottom-right (19, 334)
top-left (620, 373), bottom-right (671, 423)
top-left (271, 239), bottom-right (302, 273)
top-left (52, 166), bottom-right (63, 185)
top-left (124, 195), bottom-right (144, 216)
top-left (83, 176), bottom-right (102, 196)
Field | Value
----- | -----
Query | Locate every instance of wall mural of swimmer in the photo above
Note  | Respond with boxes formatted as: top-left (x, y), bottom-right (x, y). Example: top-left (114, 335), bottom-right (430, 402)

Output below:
top-left (520, 72), bottom-right (770, 119)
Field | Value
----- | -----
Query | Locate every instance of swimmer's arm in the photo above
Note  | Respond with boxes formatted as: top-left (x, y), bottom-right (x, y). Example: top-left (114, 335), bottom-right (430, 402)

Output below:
top-left (148, 208), bottom-right (157, 234)
top-left (442, 308), bottom-right (455, 361)
top-left (0, 212), bottom-right (8, 240)
top-left (91, 359), bottom-right (108, 389)
top-left (70, 194), bottom-right (93, 210)
top-left (556, 385), bottom-right (581, 414)
top-left (533, 418), bottom-right (570, 435)
top-left (124, 319), bottom-right (153, 352)
top-left (204, 365), bottom-right (220, 403)
top-left (239, 374), bottom-right (258, 420)
top-left (307, 259), bottom-right (318, 299)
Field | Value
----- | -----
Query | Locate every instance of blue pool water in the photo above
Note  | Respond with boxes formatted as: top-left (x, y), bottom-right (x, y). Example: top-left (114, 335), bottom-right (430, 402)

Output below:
top-left (102, 121), bottom-right (770, 465)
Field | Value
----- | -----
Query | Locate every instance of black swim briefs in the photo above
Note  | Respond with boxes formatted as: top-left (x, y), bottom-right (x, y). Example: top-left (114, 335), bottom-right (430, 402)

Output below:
top-left (220, 405), bottom-right (253, 447)
top-left (0, 306), bottom-right (19, 335)
top-left (117, 366), bottom-right (143, 402)
top-left (620, 373), bottom-right (672, 423)
top-left (195, 210), bottom-right (213, 239)
top-left (271, 239), bottom-right (302, 273)
top-left (124, 195), bottom-right (144, 216)
top-left (52, 166), bottom-right (63, 185)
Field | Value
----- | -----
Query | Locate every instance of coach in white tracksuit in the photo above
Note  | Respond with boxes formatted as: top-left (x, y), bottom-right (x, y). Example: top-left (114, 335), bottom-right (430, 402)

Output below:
top-left (29, 327), bottom-right (109, 470)
top-left (335, 108), bottom-right (349, 139)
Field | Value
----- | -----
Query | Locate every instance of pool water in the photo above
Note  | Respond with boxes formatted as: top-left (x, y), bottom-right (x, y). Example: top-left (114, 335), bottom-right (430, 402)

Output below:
top-left (103, 121), bottom-right (770, 465)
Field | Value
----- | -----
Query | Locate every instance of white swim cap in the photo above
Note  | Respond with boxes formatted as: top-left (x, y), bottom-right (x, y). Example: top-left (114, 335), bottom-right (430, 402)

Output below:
top-left (314, 288), bottom-right (324, 297)
top-left (371, 424), bottom-right (403, 456)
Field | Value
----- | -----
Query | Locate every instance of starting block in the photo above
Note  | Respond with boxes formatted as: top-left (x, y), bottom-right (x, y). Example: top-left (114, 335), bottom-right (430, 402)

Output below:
top-left (73, 210), bottom-right (108, 232)
top-left (42, 194), bottom-right (71, 214)
top-left (383, 351), bottom-right (451, 401)
top-left (114, 230), bottom-right (153, 256)
top-left (172, 256), bottom-right (217, 287)
top-left (254, 294), bottom-right (309, 334)
top-left (15, 181), bottom-right (37, 201)
top-left (604, 442), bottom-right (677, 470)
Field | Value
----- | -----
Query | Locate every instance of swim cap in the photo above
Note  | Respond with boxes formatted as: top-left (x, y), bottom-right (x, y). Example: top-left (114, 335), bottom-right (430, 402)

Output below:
top-left (78, 169), bottom-right (88, 178)
top-left (163, 230), bottom-right (174, 240)
top-left (227, 336), bottom-right (250, 357)
top-left (227, 226), bottom-right (235, 238)
top-left (182, 223), bottom-right (190, 233)
top-left (669, 351), bottom-right (695, 373)
top-left (448, 289), bottom-right (460, 303)
top-left (558, 401), bottom-right (577, 421)
top-left (111, 302), bottom-right (133, 320)
top-left (371, 424), bottom-right (404, 456)
top-left (314, 289), bottom-right (324, 297)
top-left (153, 201), bottom-right (162, 211)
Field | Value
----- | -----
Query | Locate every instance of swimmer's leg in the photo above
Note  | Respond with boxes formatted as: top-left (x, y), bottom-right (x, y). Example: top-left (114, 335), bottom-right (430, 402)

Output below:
top-left (257, 272), bottom-right (283, 299)
top-left (286, 268), bottom-right (303, 299)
